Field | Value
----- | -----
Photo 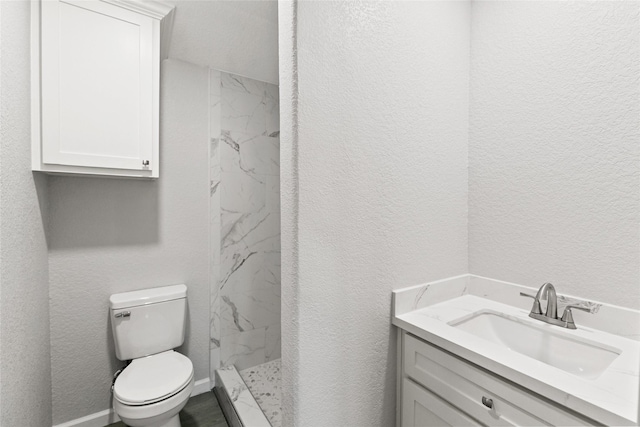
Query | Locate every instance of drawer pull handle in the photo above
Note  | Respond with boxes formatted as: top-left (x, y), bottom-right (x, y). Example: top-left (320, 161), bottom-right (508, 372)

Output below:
top-left (481, 396), bottom-right (493, 409)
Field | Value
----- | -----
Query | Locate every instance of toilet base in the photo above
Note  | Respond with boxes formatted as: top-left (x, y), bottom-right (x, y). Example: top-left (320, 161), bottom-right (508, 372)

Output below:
top-left (119, 410), bottom-right (182, 427)
top-left (149, 413), bottom-right (180, 427)
top-left (119, 412), bottom-right (181, 427)
top-left (114, 376), bottom-right (193, 427)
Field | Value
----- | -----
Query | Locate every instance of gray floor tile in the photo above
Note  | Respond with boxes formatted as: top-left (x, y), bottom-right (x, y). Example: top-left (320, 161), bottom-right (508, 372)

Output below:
top-left (105, 391), bottom-right (229, 427)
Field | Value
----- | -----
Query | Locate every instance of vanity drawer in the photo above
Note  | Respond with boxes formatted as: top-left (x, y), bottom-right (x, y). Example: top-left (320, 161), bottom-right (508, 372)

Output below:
top-left (402, 378), bottom-right (479, 426)
top-left (404, 333), bottom-right (594, 426)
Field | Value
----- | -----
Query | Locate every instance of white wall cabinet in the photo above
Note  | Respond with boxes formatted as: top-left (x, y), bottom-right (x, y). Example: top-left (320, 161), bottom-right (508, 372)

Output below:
top-left (31, 0), bottom-right (174, 178)
top-left (397, 332), bottom-right (597, 427)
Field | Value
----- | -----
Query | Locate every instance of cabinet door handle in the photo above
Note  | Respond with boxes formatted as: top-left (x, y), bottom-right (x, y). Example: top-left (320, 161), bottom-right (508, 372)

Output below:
top-left (481, 396), bottom-right (493, 409)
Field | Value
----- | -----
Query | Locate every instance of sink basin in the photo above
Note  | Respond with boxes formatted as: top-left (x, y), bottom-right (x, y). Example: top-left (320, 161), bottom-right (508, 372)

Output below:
top-left (449, 311), bottom-right (621, 380)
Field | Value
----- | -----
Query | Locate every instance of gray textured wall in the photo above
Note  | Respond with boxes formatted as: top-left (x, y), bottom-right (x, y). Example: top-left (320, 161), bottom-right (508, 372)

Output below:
top-left (469, 1), bottom-right (640, 308)
top-left (0, 1), bottom-right (53, 425)
top-left (280, 2), bottom-right (470, 425)
top-left (168, 0), bottom-right (279, 84)
top-left (48, 59), bottom-right (210, 424)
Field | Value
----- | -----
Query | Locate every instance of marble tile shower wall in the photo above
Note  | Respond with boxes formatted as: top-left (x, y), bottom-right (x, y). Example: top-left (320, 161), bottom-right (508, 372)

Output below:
top-left (209, 70), bottom-right (281, 382)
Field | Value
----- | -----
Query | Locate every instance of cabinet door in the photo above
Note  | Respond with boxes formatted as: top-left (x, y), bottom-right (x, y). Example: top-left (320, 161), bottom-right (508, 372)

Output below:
top-left (402, 379), bottom-right (479, 427)
top-left (403, 334), bottom-right (593, 426)
top-left (41, 0), bottom-right (155, 171)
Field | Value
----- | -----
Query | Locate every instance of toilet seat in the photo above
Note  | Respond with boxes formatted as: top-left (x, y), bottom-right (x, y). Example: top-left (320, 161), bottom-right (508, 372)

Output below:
top-left (113, 375), bottom-right (194, 427)
top-left (114, 350), bottom-right (194, 406)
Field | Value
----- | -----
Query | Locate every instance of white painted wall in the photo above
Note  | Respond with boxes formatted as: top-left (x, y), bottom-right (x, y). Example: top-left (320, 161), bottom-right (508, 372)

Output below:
top-left (48, 59), bottom-right (209, 424)
top-left (0, 1), bottom-right (52, 425)
top-left (279, 1), bottom-right (470, 425)
top-left (469, 1), bottom-right (640, 309)
top-left (169, 0), bottom-right (278, 85)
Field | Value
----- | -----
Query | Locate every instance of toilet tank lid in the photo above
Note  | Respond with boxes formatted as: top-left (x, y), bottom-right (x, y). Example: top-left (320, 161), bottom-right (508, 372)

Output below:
top-left (110, 284), bottom-right (187, 310)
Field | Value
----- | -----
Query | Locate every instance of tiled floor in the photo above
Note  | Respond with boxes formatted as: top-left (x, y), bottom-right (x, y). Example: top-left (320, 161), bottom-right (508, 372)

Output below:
top-left (106, 391), bottom-right (228, 427)
top-left (239, 359), bottom-right (282, 427)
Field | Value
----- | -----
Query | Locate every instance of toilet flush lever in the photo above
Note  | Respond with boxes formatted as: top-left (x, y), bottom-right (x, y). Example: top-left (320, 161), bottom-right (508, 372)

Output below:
top-left (114, 311), bottom-right (131, 318)
top-left (481, 396), bottom-right (494, 409)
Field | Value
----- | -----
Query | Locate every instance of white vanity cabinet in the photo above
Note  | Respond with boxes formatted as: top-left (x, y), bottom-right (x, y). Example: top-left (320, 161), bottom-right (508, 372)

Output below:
top-left (398, 332), bottom-right (597, 427)
top-left (31, 0), bottom-right (174, 178)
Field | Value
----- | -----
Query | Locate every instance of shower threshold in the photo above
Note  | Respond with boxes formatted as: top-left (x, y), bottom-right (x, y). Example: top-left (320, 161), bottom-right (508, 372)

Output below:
top-left (214, 359), bottom-right (282, 427)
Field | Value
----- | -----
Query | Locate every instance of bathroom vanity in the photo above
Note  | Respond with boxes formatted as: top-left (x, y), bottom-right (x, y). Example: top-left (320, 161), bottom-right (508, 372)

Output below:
top-left (392, 275), bottom-right (640, 426)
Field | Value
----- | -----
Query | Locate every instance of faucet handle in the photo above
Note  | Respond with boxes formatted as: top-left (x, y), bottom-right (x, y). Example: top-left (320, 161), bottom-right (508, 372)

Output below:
top-left (520, 292), bottom-right (542, 315)
top-left (560, 305), bottom-right (592, 329)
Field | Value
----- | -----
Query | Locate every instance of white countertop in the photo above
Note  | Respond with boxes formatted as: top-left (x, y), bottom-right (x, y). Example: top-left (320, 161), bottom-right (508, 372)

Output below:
top-left (392, 279), bottom-right (640, 426)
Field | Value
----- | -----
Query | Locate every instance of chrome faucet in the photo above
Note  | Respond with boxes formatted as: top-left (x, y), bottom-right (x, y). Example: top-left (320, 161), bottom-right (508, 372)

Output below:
top-left (520, 282), bottom-right (591, 329)
top-left (536, 282), bottom-right (558, 319)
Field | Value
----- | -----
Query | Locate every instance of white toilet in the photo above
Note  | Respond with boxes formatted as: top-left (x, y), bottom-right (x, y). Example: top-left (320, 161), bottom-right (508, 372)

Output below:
top-left (110, 284), bottom-right (194, 427)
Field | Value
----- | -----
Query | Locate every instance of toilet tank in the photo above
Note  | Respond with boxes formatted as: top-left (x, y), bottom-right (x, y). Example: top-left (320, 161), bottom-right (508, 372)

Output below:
top-left (110, 284), bottom-right (187, 361)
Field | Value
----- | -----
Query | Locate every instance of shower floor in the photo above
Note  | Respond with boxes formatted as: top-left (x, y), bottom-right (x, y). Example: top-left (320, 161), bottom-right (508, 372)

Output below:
top-left (239, 359), bottom-right (282, 427)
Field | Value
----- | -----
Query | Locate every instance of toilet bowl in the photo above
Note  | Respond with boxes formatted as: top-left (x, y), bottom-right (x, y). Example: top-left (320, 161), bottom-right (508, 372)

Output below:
top-left (109, 285), bottom-right (193, 427)
top-left (113, 351), bottom-right (194, 427)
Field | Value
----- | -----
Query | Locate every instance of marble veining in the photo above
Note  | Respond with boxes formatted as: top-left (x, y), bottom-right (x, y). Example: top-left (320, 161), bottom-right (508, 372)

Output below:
top-left (210, 70), bottom-right (281, 382)
top-left (221, 131), bottom-right (278, 180)
top-left (392, 274), bottom-right (469, 316)
top-left (240, 359), bottom-right (282, 427)
top-left (557, 295), bottom-right (602, 314)
top-left (412, 285), bottom-right (429, 308)
top-left (265, 84), bottom-right (280, 138)
top-left (221, 72), bottom-right (266, 98)
top-left (222, 89), bottom-right (266, 135)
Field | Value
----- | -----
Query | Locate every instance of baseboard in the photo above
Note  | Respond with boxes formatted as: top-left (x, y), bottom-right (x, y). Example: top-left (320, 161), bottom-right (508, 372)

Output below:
top-left (52, 408), bottom-right (121, 427)
top-left (53, 377), bottom-right (211, 427)
top-left (192, 377), bottom-right (212, 396)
